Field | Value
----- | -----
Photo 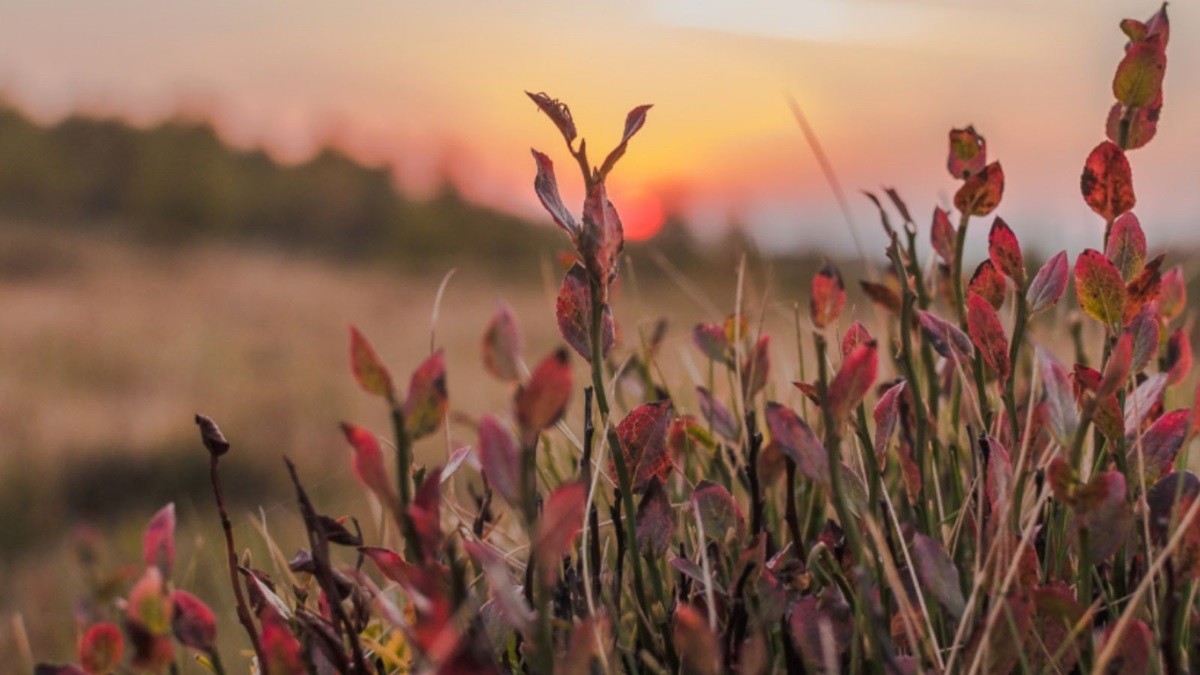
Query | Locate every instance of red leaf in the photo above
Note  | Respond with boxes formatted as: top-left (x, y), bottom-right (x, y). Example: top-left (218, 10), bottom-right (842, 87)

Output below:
top-left (516, 348), bottom-right (572, 446)
top-left (599, 104), bottom-right (653, 178)
top-left (1166, 328), bottom-right (1193, 385)
top-left (696, 386), bottom-right (738, 441)
top-left (478, 414), bottom-right (521, 508)
top-left (693, 322), bottom-right (732, 366)
top-left (260, 610), bottom-right (306, 675)
top-left (966, 293), bottom-right (1010, 380)
top-left (1124, 253), bottom-right (1163, 323)
top-left (79, 623), bottom-right (123, 674)
top-left (482, 303), bottom-right (522, 382)
top-left (1098, 620), bottom-right (1152, 675)
top-left (930, 206), bottom-right (956, 266)
top-left (917, 311), bottom-right (973, 365)
top-left (1081, 141), bottom-right (1135, 221)
top-left (408, 467), bottom-right (443, 560)
top-left (530, 149), bottom-right (579, 237)
top-left (1160, 266), bottom-right (1187, 320)
top-left (810, 263), bottom-right (846, 329)
top-left (988, 217), bottom-right (1024, 283)
top-left (636, 477), bottom-right (675, 557)
top-left (403, 351), bottom-right (447, 440)
top-left (171, 590), bottom-right (216, 655)
top-left (1113, 36), bottom-right (1166, 108)
top-left (1027, 251), bottom-right (1070, 315)
top-left (1074, 249), bottom-right (1128, 327)
top-left (127, 567), bottom-right (172, 636)
top-left (463, 540), bottom-right (533, 631)
top-left (1121, 4), bottom-right (1169, 45)
top-left (1072, 471), bottom-right (1131, 562)
top-left (1029, 582), bottom-right (1084, 674)
top-left (765, 402), bottom-right (830, 487)
top-left (534, 482), bottom-right (587, 583)
top-left (341, 423), bottom-right (396, 512)
top-left (953, 161), bottom-right (1004, 216)
top-left (143, 503), bottom-right (175, 577)
top-left (912, 534), bottom-right (965, 618)
top-left (741, 334), bottom-right (771, 398)
top-left (1106, 93), bottom-right (1162, 151)
top-left (788, 590), bottom-right (855, 669)
top-left (673, 605), bottom-right (722, 675)
top-left (556, 262), bottom-right (615, 363)
top-left (1129, 409), bottom-right (1189, 484)
top-left (872, 381), bottom-right (906, 465)
top-left (690, 480), bottom-right (745, 545)
top-left (615, 400), bottom-right (674, 492)
top-left (578, 181), bottom-right (624, 290)
top-left (947, 126), bottom-right (986, 179)
top-left (967, 259), bottom-right (1006, 310)
top-left (1148, 472), bottom-right (1200, 578)
top-left (349, 325), bottom-right (394, 400)
top-left (841, 321), bottom-right (873, 357)
top-left (826, 340), bottom-right (878, 421)
top-left (526, 91), bottom-right (577, 144)
top-left (1105, 212), bottom-right (1147, 281)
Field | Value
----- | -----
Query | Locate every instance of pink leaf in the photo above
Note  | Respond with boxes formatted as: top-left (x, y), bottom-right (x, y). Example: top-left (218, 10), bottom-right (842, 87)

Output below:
top-left (947, 126), bottom-right (986, 179)
top-left (912, 534), bottom-right (965, 618)
top-left (599, 104), bottom-right (653, 178)
top-left (1129, 409), bottom-right (1189, 484)
top-left (79, 623), bottom-right (123, 675)
top-left (143, 503), bottom-right (175, 577)
top-left (690, 480), bottom-right (745, 545)
top-left (171, 590), bottom-right (217, 655)
top-left (1027, 251), bottom-right (1070, 315)
top-left (1160, 266), bottom-right (1186, 321)
top-left (526, 91), bottom-right (577, 144)
top-left (741, 335), bottom-right (771, 398)
top-left (342, 423), bottom-right (396, 510)
top-left (930, 207), bottom-right (956, 266)
top-left (1126, 303), bottom-right (1160, 374)
top-left (1166, 328), bottom-right (1193, 385)
top-left (636, 477), bottom-right (675, 557)
top-left (841, 321), bottom-right (872, 357)
top-left (968, 259), bottom-right (1007, 310)
top-left (578, 181), bottom-right (624, 290)
top-left (917, 311), bottom-right (973, 365)
top-left (1074, 249), bottom-right (1128, 328)
top-left (1038, 348), bottom-right (1079, 447)
top-left (872, 381), bottom-right (906, 465)
top-left (482, 303), bottom-right (522, 382)
top-left (478, 415), bottom-right (522, 508)
top-left (696, 386), bottom-right (738, 441)
top-left (953, 161), bottom-right (1004, 216)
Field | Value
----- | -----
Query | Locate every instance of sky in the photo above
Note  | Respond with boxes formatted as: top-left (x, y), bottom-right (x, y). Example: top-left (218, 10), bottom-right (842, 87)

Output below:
top-left (1, 0), bottom-right (1196, 257)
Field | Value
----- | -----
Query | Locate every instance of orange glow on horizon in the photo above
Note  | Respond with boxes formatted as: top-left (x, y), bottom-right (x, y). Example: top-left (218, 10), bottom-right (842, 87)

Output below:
top-left (621, 193), bottom-right (666, 242)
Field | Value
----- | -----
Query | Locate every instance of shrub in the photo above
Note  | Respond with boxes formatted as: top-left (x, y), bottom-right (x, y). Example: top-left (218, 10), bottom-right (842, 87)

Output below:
top-left (37, 4), bottom-right (1195, 673)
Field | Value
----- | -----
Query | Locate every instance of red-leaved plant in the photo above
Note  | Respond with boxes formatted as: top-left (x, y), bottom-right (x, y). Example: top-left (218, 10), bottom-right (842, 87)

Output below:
top-left (37, 4), bottom-right (1200, 674)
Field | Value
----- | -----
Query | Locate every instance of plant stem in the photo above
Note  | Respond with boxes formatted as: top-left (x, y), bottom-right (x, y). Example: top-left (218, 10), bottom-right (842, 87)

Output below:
top-left (209, 454), bottom-right (263, 663)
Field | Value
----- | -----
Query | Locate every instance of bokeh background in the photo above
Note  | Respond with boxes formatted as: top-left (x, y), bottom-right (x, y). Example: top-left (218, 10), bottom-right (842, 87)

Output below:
top-left (1, 0), bottom-right (1197, 668)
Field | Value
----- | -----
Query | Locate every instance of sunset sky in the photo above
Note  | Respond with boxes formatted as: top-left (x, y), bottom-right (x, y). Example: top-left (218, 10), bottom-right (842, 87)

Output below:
top-left (1, 0), bottom-right (1196, 257)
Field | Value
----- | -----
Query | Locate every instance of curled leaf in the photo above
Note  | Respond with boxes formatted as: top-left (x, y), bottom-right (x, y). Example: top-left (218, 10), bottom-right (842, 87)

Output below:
top-left (578, 181), bottom-right (624, 289)
top-left (526, 91), bottom-right (577, 144)
top-left (968, 259), bottom-right (1007, 310)
top-left (859, 280), bottom-right (902, 314)
top-left (341, 422), bottom-right (397, 511)
top-left (1126, 303), bottom-right (1160, 374)
top-left (841, 321), bottom-right (872, 357)
top-left (530, 149), bottom-right (579, 237)
top-left (1038, 348), bottom-right (1079, 447)
top-left (872, 381), bottom-right (906, 464)
top-left (693, 322), bottom-right (732, 366)
top-left (930, 207), bottom-right (956, 266)
top-left (742, 335), bottom-right (771, 398)
top-left (599, 104), bottom-right (653, 178)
